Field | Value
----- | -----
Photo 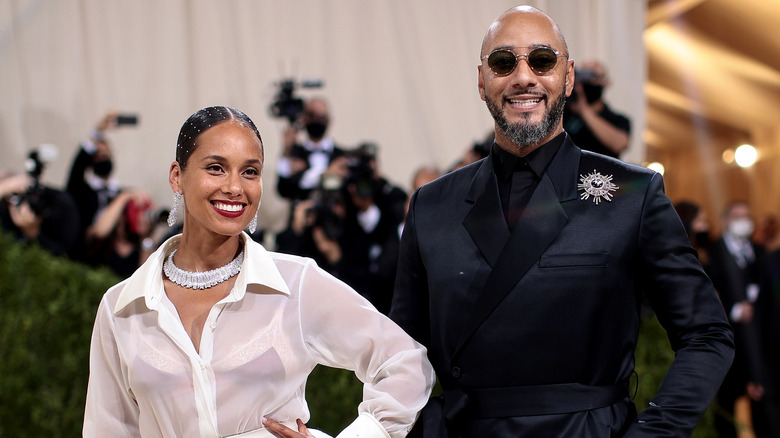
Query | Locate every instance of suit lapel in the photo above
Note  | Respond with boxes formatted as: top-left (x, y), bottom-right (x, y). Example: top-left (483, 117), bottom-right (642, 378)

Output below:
top-left (453, 137), bottom-right (581, 358)
top-left (463, 155), bottom-right (510, 267)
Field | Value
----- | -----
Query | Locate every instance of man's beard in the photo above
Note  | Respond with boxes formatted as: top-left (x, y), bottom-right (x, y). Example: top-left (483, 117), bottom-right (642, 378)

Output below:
top-left (486, 85), bottom-right (567, 148)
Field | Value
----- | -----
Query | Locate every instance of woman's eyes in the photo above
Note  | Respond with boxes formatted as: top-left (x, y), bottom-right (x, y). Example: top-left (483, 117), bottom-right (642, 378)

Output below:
top-left (204, 164), bottom-right (259, 177)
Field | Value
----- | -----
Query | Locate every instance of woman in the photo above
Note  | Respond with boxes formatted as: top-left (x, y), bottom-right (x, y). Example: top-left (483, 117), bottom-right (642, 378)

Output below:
top-left (84, 106), bottom-right (435, 438)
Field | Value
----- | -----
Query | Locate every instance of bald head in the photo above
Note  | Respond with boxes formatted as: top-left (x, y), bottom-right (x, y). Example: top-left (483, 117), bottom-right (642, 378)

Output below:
top-left (481, 6), bottom-right (569, 59)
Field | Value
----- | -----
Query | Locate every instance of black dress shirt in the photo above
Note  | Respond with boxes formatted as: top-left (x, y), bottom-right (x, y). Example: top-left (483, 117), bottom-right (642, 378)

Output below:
top-left (492, 133), bottom-right (564, 228)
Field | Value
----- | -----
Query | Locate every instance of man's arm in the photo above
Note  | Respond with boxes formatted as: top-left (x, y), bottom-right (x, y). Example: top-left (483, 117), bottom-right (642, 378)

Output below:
top-left (627, 173), bottom-right (734, 437)
top-left (389, 189), bottom-right (431, 348)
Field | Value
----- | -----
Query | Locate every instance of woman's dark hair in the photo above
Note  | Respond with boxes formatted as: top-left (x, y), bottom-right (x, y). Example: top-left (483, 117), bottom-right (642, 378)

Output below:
top-left (176, 106), bottom-right (263, 169)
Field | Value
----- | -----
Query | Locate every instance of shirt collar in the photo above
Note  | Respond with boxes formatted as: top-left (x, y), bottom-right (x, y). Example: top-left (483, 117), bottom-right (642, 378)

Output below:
top-left (113, 233), bottom-right (290, 314)
top-left (491, 131), bottom-right (565, 183)
top-left (303, 137), bottom-right (334, 153)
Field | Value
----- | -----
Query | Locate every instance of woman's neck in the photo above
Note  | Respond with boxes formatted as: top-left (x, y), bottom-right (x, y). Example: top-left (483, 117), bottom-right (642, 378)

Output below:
top-left (174, 231), bottom-right (243, 272)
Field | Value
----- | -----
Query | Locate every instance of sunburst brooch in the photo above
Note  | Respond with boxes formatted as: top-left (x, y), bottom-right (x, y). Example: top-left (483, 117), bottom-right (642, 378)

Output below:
top-left (578, 170), bottom-right (619, 205)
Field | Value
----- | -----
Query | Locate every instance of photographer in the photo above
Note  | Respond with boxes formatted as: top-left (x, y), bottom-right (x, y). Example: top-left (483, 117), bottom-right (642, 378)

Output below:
top-left (84, 188), bottom-right (155, 279)
top-left (275, 97), bottom-right (347, 202)
top-left (563, 60), bottom-right (631, 158)
top-left (66, 111), bottom-right (136, 261)
top-left (276, 144), bottom-right (407, 314)
top-left (0, 151), bottom-right (80, 256)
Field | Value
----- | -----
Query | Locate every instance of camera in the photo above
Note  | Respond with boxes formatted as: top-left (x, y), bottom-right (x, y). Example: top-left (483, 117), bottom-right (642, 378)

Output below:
top-left (568, 69), bottom-right (604, 104)
top-left (308, 173), bottom-right (347, 240)
top-left (268, 78), bottom-right (324, 124)
top-left (344, 143), bottom-right (378, 200)
top-left (307, 143), bottom-right (379, 240)
top-left (6, 144), bottom-right (59, 216)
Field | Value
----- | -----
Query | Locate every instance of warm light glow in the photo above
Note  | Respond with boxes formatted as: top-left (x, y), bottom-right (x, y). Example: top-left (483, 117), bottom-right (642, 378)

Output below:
top-left (722, 149), bottom-right (735, 164)
top-left (646, 162), bottom-right (665, 175)
top-left (734, 144), bottom-right (757, 168)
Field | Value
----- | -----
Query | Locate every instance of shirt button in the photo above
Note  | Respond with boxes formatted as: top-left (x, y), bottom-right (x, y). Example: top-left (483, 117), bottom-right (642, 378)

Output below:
top-left (200, 363), bottom-right (206, 370)
top-left (451, 367), bottom-right (461, 378)
top-left (210, 321), bottom-right (217, 329)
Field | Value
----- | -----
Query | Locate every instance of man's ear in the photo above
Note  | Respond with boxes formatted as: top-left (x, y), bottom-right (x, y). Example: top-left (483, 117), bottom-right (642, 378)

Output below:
top-left (565, 60), bottom-right (575, 97)
top-left (477, 65), bottom-right (487, 102)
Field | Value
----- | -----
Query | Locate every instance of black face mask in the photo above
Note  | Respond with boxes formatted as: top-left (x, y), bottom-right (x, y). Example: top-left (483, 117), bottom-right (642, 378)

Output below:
top-left (92, 159), bottom-right (113, 178)
top-left (305, 121), bottom-right (327, 140)
top-left (582, 83), bottom-right (604, 104)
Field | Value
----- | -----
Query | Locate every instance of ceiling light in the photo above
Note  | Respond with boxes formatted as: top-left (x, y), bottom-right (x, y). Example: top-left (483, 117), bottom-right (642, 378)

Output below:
top-left (734, 144), bottom-right (757, 168)
top-left (646, 162), bottom-right (665, 175)
top-left (722, 149), bottom-right (735, 164)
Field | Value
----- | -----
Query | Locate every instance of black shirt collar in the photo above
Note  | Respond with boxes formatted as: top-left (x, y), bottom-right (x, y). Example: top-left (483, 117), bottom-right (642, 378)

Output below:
top-left (492, 131), bottom-right (566, 183)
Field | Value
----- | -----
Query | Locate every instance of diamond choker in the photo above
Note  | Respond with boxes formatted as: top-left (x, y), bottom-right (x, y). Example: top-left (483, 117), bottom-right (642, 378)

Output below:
top-left (163, 248), bottom-right (244, 290)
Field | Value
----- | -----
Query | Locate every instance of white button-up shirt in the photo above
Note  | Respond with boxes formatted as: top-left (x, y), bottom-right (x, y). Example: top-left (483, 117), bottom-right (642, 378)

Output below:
top-left (84, 233), bottom-right (434, 438)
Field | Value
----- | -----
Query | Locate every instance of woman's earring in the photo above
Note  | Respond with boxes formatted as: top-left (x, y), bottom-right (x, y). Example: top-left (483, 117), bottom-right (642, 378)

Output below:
top-left (167, 192), bottom-right (182, 227)
top-left (247, 201), bottom-right (260, 234)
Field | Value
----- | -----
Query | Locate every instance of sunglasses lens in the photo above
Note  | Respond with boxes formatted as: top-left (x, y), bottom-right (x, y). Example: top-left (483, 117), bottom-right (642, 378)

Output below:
top-left (487, 50), bottom-right (518, 75)
top-left (528, 48), bottom-right (559, 74)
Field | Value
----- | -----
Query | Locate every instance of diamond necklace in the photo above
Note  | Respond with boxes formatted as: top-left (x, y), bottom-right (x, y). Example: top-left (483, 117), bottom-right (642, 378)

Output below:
top-left (163, 248), bottom-right (244, 290)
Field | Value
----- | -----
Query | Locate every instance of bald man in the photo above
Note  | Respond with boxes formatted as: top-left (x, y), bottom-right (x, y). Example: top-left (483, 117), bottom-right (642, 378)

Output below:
top-left (390, 6), bottom-right (733, 437)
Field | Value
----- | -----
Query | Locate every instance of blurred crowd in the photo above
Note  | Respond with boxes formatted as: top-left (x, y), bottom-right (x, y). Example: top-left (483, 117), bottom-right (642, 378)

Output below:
top-left (675, 200), bottom-right (780, 437)
top-left (1, 112), bottom-right (167, 279)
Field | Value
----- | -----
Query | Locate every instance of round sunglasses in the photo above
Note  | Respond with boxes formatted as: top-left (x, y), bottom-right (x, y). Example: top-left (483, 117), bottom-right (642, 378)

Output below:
top-left (482, 47), bottom-right (567, 76)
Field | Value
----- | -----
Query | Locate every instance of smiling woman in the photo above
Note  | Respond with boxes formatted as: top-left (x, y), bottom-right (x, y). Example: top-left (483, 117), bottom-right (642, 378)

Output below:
top-left (82, 106), bottom-right (435, 438)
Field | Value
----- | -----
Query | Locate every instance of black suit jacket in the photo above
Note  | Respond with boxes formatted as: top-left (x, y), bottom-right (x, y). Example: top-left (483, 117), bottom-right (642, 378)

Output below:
top-left (391, 135), bottom-right (734, 437)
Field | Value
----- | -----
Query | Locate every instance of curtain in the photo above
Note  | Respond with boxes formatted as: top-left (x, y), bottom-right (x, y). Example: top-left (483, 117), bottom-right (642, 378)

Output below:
top-left (0, 0), bottom-right (645, 233)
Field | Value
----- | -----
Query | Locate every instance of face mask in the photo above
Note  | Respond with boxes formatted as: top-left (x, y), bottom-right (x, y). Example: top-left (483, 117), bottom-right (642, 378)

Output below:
top-left (92, 159), bottom-right (113, 178)
top-left (728, 218), bottom-right (754, 239)
top-left (582, 83), bottom-right (604, 103)
top-left (305, 121), bottom-right (327, 140)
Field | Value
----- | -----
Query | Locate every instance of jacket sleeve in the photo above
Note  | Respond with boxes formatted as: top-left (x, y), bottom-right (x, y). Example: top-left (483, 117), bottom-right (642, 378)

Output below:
top-left (626, 172), bottom-right (734, 437)
top-left (389, 189), bottom-right (431, 348)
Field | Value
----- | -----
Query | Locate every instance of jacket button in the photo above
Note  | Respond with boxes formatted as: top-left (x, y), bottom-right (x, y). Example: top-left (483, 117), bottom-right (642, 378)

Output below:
top-left (451, 367), bottom-right (461, 378)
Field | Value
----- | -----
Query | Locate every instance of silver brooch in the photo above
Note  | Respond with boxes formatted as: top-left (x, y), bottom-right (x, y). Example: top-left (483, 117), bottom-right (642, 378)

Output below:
top-left (578, 170), bottom-right (619, 205)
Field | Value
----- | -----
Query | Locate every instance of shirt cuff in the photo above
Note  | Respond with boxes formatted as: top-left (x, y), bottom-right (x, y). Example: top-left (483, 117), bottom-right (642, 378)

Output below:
top-left (81, 135), bottom-right (99, 154)
top-left (335, 412), bottom-right (390, 438)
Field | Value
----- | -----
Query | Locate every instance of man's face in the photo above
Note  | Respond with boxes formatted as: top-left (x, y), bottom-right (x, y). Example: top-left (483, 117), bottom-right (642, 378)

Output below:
top-left (478, 11), bottom-right (574, 153)
top-left (726, 203), bottom-right (751, 225)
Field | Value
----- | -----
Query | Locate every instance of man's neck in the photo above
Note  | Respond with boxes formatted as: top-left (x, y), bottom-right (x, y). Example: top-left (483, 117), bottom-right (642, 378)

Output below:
top-left (494, 128), bottom-right (563, 158)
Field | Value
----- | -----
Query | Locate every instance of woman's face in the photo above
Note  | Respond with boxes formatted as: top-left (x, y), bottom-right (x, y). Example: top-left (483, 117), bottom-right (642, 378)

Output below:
top-left (169, 121), bottom-right (263, 238)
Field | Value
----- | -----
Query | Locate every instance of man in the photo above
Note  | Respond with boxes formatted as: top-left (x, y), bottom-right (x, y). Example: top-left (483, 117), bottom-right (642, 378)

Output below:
top-left (275, 97), bottom-right (347, 202)
top-left (390, 6), bottom-right (733, 437)
top-left (563, 60), bottom-right (631, 158)
top-left (708, 201), bottom-right (780, 437)
top-left (66, 112), bottom-right (123, 261)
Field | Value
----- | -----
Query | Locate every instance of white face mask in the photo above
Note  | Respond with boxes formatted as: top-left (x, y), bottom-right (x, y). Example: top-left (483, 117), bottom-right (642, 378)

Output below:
top-left (728, 218), bottom-right (754, 239)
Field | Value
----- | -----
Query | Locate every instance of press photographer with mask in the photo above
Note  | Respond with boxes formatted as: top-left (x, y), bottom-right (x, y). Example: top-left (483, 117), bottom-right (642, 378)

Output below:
top-left (66, 111), bottom-right (137, 261)
top-left (277, 143), bottom-right (407, 314)
top-left (276, 97), bottom-right (348, 203)
top-left (563, 60), bottom-right (630, 158)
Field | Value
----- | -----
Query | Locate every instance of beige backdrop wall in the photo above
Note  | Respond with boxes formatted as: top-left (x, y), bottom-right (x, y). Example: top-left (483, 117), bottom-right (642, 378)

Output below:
top-left (0, 0), bottom-right (645, 237)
